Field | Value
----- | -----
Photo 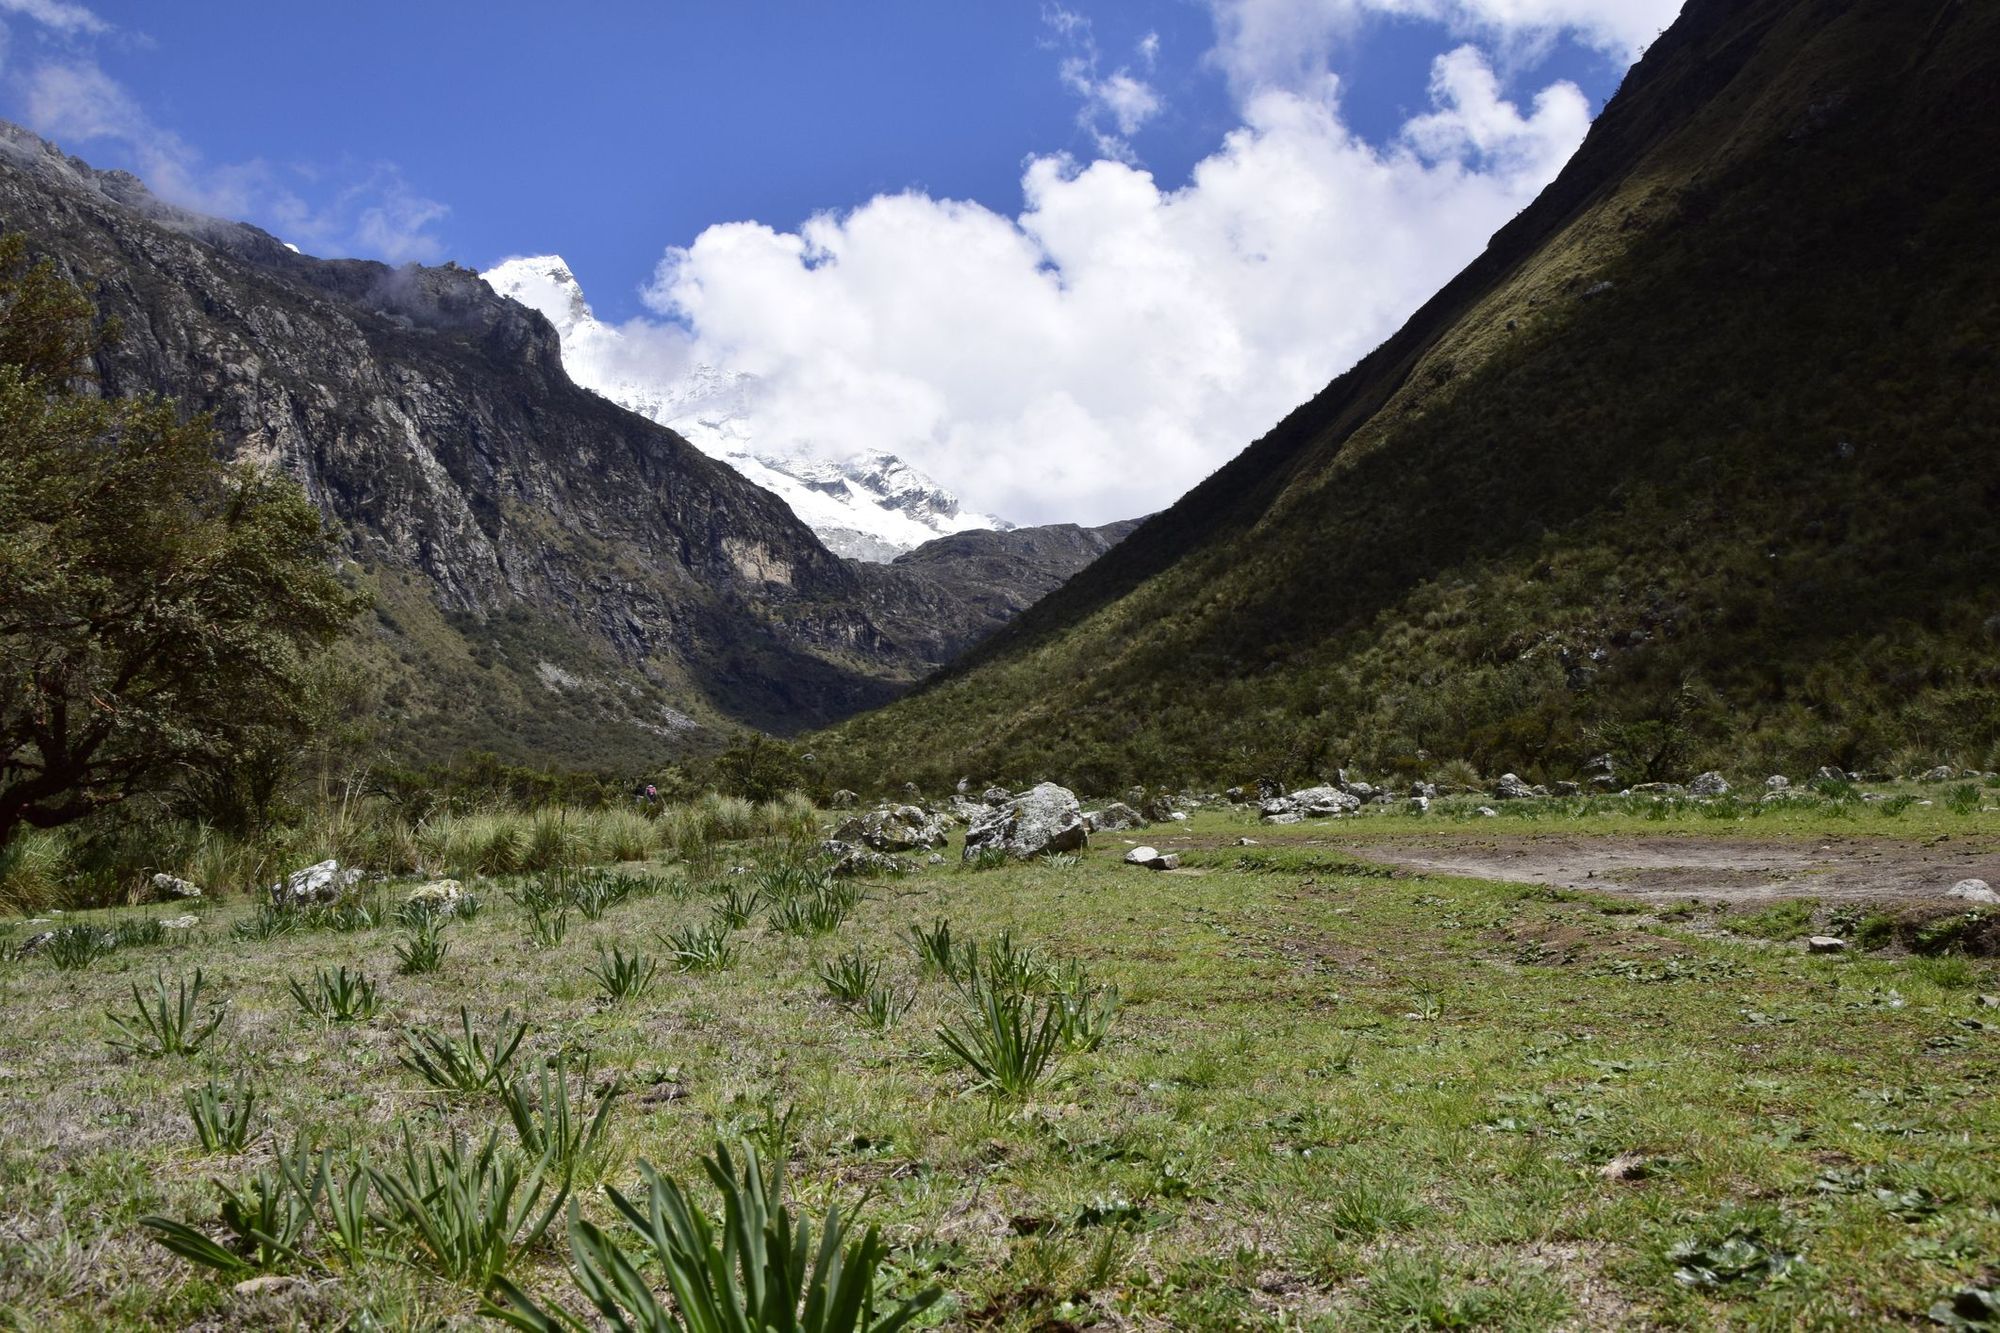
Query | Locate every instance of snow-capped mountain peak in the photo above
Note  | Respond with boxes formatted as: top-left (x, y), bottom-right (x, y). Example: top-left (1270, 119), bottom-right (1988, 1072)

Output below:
top-left (481, 255), bottom-right (1009, 561)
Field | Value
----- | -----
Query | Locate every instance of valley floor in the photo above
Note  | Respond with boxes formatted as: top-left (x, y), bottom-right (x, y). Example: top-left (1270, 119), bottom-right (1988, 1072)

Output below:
top-left (2, 797), bottom-right (1997, 1329)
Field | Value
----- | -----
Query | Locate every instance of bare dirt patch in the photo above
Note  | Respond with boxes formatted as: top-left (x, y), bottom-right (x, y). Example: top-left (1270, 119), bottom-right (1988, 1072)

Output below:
top-left (1319, 832), bottom-right (2000, 906)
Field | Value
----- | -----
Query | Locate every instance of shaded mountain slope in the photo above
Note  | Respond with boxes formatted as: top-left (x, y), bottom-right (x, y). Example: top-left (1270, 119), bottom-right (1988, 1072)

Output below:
top-left (818, 0), bottom-right (2000, 793)
top-left (0, 126), bottom-right (1127, 768)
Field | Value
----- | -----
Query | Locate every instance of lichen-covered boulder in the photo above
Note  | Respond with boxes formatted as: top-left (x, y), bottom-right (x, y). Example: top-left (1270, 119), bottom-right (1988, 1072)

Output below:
top-left (820, 839), bottom-right (911, 878)
top-left (406, 879), bottom-right (466, 916)
top-left (832, 806), bottom-right (952, 852)
top-left (271, 859), bottom-right (362, 907)
top-left (1092, 801), bottom-right (1147, 831)
top-left (1288, 786), bottom-right (1361, 817)
top-left (963, 783), bottom-right (1087, 861)
top-left (151, 873), bottom-right (203, 900)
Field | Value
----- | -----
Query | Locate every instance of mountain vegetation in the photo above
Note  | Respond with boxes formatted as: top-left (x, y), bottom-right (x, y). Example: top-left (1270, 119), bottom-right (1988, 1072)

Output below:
top-left (816, 0), bottom-right (2000, 795)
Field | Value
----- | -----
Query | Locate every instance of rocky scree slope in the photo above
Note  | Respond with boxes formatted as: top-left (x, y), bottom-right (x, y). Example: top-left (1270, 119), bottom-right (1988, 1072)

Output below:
top-left (0, 125), bottom-right (1103, 766)
top-left (817, 0), bottom-right (2000, 793)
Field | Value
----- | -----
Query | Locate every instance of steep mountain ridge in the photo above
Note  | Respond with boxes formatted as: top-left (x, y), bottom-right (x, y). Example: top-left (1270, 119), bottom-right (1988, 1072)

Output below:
top-left (819, 0), bottom-right (2000, 792)
top-left (0, 125), bottom-right (1116, 767)
top-left (480, 255), bottom-right (1011, 561)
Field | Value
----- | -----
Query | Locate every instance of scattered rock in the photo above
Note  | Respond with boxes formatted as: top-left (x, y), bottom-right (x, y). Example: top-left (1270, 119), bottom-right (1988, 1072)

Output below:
top-left (1477, 806), bottom-right (1498, 818)
top-left (1920, 765), bottom-right (1956, 782)
top-left (820, 840), bottom-right (911, 878)
top-left (1235, 837), bottom-right (1260, 846)
top-left (1123, 846), bottom-right (1180, 870)
top-left (926, 853), bottom-right (946, 866)
top-left (962, 783), bottom-right (1087, 862)
top-left (1581, 279), bottom-right (1615, 299)
top-left (1255, 777), bottom-right (1283, 801)
top-left (1494, 773), bottom-right (1537, 801)
top-left (1948, 879), bottom-right (1999, 905)
top-left (833, 805), bottom-right (952, 852)
top-left (1092, 801), bottom-right (1148, 831)
top-left (1689, 771), bottom-right (1731, 798)
top-left (15, 930), bottom-right (56, 956)
top-left (955, 777), bottom-right (971, 795)
top-left (1264, 812), bottom-right (1305, 826)
top-left (1551, 781), bottom-right (1581, 797)
top-left (161, 915), bottom-right (201, 930)
top-left (1224, 786), bottom-right (1246, 802)
top-left (271, 859), bottom-right (362, 908)
top-left (900, 782), bottom-right (922, 800)
top-left (1806, 936), bottom-right (1847, 954)
top-left (1168, 811), bottom-right (1189, 822)
top-left (1139, 794), bottom-right (1178, 823)
top-left (405, 879), bottom-right (466, 916)
top-left (1766, 775), bottom-right (1791, 791)
top-left (828, 789), bottom-right (859, 810)
top-left (234, 1275), bottom-right (308, 1298)
top-left (1410, 782), bottom-right (1439, 800)
top-left (1814, 765), bottom-right (1847, 783)
top-left (150, 873), bottom-right (202, 900)
top-left (981, 786), bottom-right (1013, 806)
top-left (1289, 786), bottom-right (1362, 817)
top-left (1410, 796), bottom-right (1431, 813)
top-left (1599, 1153), bottom-right (1650, 1183)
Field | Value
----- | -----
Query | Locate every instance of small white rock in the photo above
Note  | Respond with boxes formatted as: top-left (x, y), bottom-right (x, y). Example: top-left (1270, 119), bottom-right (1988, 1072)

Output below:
top-left (1948, 879), bottom-right (1999, 905)
top-left (1477, 806), bottom-right (1498, 818)
top-left (1806, 936), bottom-right (1846, 954)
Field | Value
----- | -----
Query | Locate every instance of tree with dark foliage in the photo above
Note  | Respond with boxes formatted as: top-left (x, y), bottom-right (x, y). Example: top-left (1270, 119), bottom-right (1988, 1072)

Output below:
top-left (0, 234), bottom-right (362, 844)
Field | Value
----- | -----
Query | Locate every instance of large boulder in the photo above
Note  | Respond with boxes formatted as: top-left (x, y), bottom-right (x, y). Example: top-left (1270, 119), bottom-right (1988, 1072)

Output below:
top-left (1493, 773), bottom-right (1540, 800)
top-left (981, 786), bottom-right (1013, 806)
top-left (833, 805), bottom-right (952, 852)
top-left (1690, 771), bottom-right (1731, 797)
top-left (1093, 801), bottom-right (1148, 831)
top-left (1949, 879), bottom-right (1999, 905)
top-left (271, 859), bottom-right (362, 908)
top-left (1289, 786), bottom-right (1362, 818)
top-left (963, 783), bottom-right (1087, 861)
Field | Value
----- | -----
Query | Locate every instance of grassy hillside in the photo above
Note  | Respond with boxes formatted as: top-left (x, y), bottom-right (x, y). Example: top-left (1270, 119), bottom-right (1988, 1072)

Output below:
top-left (816, 0), bottom-right (2000, 795)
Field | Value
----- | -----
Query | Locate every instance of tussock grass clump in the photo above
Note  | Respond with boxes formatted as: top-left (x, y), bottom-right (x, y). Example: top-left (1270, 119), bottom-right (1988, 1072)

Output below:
top-left (399, 1007), bottom-right (528, 1094)
top-left (106, 969), bottom-right (227, 1057)
top-left (487, 1138), bottom-right (940, 1332)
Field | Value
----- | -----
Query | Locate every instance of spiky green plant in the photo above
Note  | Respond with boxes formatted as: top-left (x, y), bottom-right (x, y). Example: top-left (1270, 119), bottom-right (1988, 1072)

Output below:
top-left (769, 885), bottom-right (857, 938)
top-left (396, 916), bottom-right (449, 975)
top-left (232, 905), bottom-right (299, 943)
top-left (524, 899), bottom-right (571, 949)
top-left (371, 1127), bottom-right (568, 1289)
top-left (590, 945), bottom-right (659, 1003)
top-left (41, 923), bottom-right (112, 970)
top-left (938, 986), bottom-right (1067, 1098)
top-left (399, 1007), bottom-right (527, 1094)
top-left (818, 950), bottom-right (880, 1004)
top-left (714, 885), bottom-right (761, 929)
top-left (660, 922), bottom-right (737, 973)
top-left (902, 918), bottom-right (955, 976)
top-left (288, 965), bottom-right (381, 1023)
top-left (500, 1054), bottom-right (621, 1182)
top-left (141, 1139), bottom-right (326, 1276)
top-left (860, 987), bottom-right (908, 1032)
top-left (324, 1149), bottom-right (374, 1268)
top-left (109, 917), bottom-right (166, 949)
top-left (485, 1139), bottom-right (941, 1332)
top-left (106, 969), bottom-right (227, 1057)
top-left (184, 1075), bottom-right (258, 1153)
top-left (1055, 985), bottom-right (1120, 1053)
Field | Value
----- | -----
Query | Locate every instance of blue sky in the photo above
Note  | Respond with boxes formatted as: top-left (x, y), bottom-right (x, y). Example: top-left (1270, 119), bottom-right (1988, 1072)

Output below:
top-left (0, 0), bottom-right (1681, 523)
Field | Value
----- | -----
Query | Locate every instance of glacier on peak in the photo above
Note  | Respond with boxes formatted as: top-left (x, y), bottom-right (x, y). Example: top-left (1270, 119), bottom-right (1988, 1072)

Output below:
top-left (480, 254), bottom-right (1010, 561)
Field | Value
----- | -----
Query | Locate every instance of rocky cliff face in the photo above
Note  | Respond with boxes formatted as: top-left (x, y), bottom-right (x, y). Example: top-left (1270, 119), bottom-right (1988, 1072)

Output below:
top-left (0, 124), bottom-right (1115, 767)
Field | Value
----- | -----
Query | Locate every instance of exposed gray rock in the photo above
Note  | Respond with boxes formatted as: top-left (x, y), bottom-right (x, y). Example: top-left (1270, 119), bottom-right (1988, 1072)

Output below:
top-left (406, 879), bottom-right (466, 916)
top-left (1551, 781), bottom-right (1581, 797)
top-left (1766, 775), bottom-right (1790, 791)
top-left (820, 840), bottom-right (910, 878)
top-left (1814, 766), bottom-right (1847, 783)
top-left (828, 789), bottom-right (860, 810)
top-left (1224, 786), bottom-right (1247, 802)
top-left (1920, 765), bottom-right (1956, 782)
top-left (1289, 786), bottom-right (1361, 817)
top-left (1410, 782), bottom-right (1438, 800)
top-left (1259, 796), bottom-right (1298, 822)
top-left (962, 783), bottom-right (1087, 861)
top-left (833, 805), bottom-right (952, 852)
top-left (1689, 771), bottom-right (1731, 797)
top-left (1806, 936), bottom-right (1847, 954)
top-left (982, 786), bottom-right (1013, 806)
top-left (1093, 801), bottom-right (1147, 831)
top-left (1255, 778), bottom-right (1283, 801)
top-left (1948, 879), bottom-right (1999, 905)
top-left (150, 873), bottom-right (203, 900)
top-left (272, 859), bottom-right (362, 908)
top-left (161, 914), bottom-right (201, 930)
top-left (1410, 795), bottom-right (1431, 813)
top-left (1494, 773), bottom-right (1537, 800)
top-left (1477, 806), bottom-right (1498, 818)
top-left (15, 930), bottom-right (56, 956)
top-left (1263, 811), bottom-right (1305, 826)
top-left (1123, 846), bottom-right (1180, 870)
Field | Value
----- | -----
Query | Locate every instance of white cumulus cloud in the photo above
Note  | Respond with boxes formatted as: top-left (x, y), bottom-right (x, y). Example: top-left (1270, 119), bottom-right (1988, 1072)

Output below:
top-left (632, 43), bottom-right (1590, 526)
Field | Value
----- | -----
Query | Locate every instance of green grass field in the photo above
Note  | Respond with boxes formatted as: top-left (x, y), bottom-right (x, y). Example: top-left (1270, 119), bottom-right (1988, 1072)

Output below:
top-left (1, 798), bottom-right (1995, 1330)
